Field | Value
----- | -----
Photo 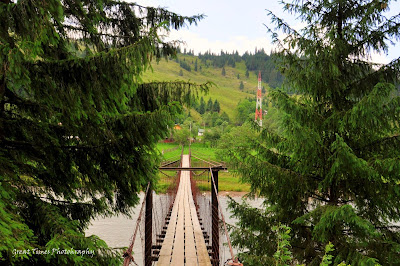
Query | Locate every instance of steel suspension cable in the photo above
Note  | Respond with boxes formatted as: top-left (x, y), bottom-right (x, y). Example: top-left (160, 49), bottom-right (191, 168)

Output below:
top-left (191, 154), bottom-right (221, 167)
top-left (123, 182), bottom-right (151, 266)
top-left (209, 168), bottom-right (243, 266)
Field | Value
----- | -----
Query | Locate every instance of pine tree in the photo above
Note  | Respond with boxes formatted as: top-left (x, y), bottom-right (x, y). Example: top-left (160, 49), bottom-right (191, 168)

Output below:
top-left (239, 81), bottom-right (244, 91)
top-left (213, 99), bottom-right (220, 113)
top-left (245, 69), bottom-right (249, 78)
top-left (206, 98), bottom-right (213, 112)
top-left (199, 97), bottom-right (206, 114)
top-left (0, 1), bottom-right (207, 264)
top-left (226, 0), bottom-right (400, 265)
top-left (222, 66), bottom-right (226, 76)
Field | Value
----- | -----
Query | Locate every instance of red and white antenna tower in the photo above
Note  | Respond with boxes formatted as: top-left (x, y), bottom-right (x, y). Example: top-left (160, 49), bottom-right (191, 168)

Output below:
top-left (255, 71), bottom-right (262, 126)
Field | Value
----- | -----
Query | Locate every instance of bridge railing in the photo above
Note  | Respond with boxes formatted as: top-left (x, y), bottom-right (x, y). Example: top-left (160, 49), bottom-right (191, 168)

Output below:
top-left (124, 145), bottom-right (241, 266)
top-left (123, 147), bottom-right (183, 265)
top-left (123, 182), bottom-right (150, 266)
top-left (189, 147), bottom-right (242, 266)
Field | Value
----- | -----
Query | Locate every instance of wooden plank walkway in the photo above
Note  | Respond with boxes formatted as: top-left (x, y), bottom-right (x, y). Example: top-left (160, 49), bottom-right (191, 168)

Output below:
top-left (157, 155), bottom-right (211, 266)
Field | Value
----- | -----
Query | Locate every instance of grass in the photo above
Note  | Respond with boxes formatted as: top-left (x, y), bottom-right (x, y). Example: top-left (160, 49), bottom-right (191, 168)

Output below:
top-left (158, 142), bottom-right (182, 161)
top-left (156, 142), bottom-right (250, 193)
top-left (189, 142), bottom-right (218, 161)
top-left (193, 171), bottom-right (250, 192)
top-left (141, 54), bottom-right (270, 120)
top-left (218, 171), bottom-right (251, 192)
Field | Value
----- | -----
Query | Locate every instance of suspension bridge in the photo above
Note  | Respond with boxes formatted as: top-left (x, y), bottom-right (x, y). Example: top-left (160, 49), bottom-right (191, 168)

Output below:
top-left (123, 146), bottom-right (243, 266)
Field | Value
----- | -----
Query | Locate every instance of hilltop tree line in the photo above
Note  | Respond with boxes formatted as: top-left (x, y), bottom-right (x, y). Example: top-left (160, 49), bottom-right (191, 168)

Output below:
top-left (198, 50), bottom-right (241, 68)
top-left (178, 49), bottom-right (285, 88)
top-left (243, 49), bottom-right (284, 89)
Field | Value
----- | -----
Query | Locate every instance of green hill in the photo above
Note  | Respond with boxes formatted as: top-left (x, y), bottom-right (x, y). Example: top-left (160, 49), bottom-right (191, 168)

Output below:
top-left (141, 53), bottom-right (270, 120)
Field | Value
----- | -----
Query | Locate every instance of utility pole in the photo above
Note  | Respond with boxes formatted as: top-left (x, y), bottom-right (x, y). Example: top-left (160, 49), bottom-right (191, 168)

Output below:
top-left (255, 71), bottom-right (262, 127)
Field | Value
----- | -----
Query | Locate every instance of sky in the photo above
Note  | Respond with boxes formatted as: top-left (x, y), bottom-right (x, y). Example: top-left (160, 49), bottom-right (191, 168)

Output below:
top-left (135, 0), bottom-right (400, 64)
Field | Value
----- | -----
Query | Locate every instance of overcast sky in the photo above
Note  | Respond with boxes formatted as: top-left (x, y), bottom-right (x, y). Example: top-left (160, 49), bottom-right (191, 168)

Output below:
top-left (135, 0), bottom-right (400, 64)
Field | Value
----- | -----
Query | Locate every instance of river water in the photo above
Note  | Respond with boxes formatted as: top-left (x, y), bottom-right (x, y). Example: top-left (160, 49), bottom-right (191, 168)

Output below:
top-left (85, 193), bottom-right (264, 265)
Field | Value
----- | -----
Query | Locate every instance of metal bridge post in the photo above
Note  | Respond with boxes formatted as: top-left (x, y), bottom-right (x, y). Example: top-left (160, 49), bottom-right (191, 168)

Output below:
top-left (211, 170), bottom-right (219, 266)
top-left (145, 187), bottom-right (153, 266)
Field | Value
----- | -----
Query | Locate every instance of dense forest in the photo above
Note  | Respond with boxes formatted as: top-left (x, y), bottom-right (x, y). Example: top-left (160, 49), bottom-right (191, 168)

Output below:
top-left (0, 0), bottom-right (208, 264)
top-left (180, 48), bottom-right (285, 88)
top-left (221, 0), bottom-right (400, 265)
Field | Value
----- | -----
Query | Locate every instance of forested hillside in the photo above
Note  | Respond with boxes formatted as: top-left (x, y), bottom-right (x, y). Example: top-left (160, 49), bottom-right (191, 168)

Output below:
top-left (141, 50), bottom-right (278, 121)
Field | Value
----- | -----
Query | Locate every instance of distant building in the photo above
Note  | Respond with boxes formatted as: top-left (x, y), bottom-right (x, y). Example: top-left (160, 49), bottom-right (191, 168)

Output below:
top-left (163, 124), bottom-right (182, 143)
top-left (198, 129), bottom-right (205, 136)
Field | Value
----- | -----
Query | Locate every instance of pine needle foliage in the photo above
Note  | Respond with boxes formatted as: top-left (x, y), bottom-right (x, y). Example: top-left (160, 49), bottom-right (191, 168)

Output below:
top-left (0, 0), bottom-right (208, 264)
top-left (226, 0), bottom-right (400, 265)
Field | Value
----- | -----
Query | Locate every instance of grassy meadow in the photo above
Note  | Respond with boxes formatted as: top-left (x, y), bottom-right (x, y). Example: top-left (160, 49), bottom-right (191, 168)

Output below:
top-left (157, 142), bottom-right (250, 193)
top-left (141, 54), bottom-right (269, 120)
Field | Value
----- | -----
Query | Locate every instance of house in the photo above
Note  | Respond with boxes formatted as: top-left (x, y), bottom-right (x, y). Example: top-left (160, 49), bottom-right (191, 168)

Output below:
top-left (198, 128), bottom-right (205, 136)
top-left (164, 124), bottom-right (182, 143)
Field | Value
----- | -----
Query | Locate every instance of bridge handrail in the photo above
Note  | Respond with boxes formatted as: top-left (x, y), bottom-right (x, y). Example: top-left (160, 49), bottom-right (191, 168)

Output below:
top-left (191, 150), bottom-right (225, 166)
top-left (209, 168), bottom-right (243, 266)
top-left (161, 144), bottom-right (180, 154)
top-left (191, 154), bottom-right (221, 167)
top-left (123, 182), bottom-right (151, 266)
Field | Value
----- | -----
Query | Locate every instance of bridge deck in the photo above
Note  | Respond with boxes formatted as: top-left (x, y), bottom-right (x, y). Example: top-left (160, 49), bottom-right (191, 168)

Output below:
top-left (157, 155), bottom-right (211, 266)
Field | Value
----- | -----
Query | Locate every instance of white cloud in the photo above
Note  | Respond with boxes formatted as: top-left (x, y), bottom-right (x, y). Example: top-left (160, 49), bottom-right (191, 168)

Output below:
top-left (370, 51), bottom-right (391, 64)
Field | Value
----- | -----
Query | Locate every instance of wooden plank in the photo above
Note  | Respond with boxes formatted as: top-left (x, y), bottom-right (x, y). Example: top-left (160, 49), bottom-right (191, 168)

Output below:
top-left (157, 171), bottom-right (183, 265)
top-left (170, 192), bottom-right (184, 265)
top-left (182, 156), bottom-right (200, 266)
top-left (184, 173), bottom-right (198, 265)
top-left (158, 155), bottom-right (211, 266)
top-left (192, 218), bottom-right (211, 266)
top-left (187, 165), bottom-right (211, 266)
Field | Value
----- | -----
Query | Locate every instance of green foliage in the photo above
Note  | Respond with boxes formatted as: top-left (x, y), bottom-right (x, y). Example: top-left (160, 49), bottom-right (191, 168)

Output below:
top-left (225, 0), bottom-right (400, 265)
top-left (320, 243), bottom-right (335, 266)
top-left (206, 98), bottom-right (213, 112)
top-left (0, 0), bottom-right (207, 264)
top-left (180, 60), bottom-right (192, 71)
top-left (199, 96), bottom-right (206, 114)
top-left (173, 128), bottom-right (190, 145)
top-left (235, 99), bottom-right (254, 125)
top-left (198, 50), bottom-right (241, 68)
top-left (273, 224), bottom-right (293, 266)
top-left (213, 99), bottom-right (220, 113)
top-left (243, 49), bottom-right (284, 88)
top-left (141, 52), bottom-right (263, 119)
top-left (203, 128), bottom-right (221, 148)
top-left (239, 81), bottom-right (245, 91)
top-left (216, 122), bottom-right (258, 161)
top-left (222, 66), bottom-right (226, 76)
